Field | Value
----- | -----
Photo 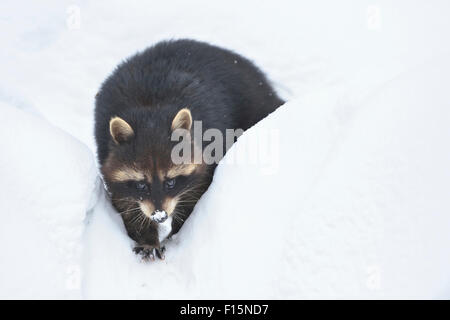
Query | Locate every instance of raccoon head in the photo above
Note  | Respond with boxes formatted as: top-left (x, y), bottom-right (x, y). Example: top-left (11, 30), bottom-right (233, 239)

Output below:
top-left (101, 108), bottom-right (208, 241)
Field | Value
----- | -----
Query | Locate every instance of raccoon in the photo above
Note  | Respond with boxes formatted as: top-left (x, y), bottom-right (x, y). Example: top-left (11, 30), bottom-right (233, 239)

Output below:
top-left (95, 39), bottom-right (283, 260)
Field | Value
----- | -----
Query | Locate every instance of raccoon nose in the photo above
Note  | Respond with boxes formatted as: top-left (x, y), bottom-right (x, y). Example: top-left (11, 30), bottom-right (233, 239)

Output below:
top-left (151, 210), bottom-right (168, 223)
top-left (151, 198), bottom-right (162, 209)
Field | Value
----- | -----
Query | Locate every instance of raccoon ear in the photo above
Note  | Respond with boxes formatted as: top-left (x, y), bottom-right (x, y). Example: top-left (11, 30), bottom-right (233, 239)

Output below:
top-left (109, 117), bottom-right (134, 144)
top-left (171, 108), bottom-right (192, 131)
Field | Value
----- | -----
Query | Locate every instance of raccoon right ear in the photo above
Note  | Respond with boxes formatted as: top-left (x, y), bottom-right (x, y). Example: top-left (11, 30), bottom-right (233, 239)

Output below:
top-left (109, 117), bottom-right (134, 144)
top-left (171, 108), bottom-right (192, 131)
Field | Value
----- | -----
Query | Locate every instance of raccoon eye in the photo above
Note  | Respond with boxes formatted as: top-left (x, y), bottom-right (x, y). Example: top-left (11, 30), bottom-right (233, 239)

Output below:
top-left (135, 182), bottom-right (148, 192)
top-left (164, 178), bottom-right (176, 190)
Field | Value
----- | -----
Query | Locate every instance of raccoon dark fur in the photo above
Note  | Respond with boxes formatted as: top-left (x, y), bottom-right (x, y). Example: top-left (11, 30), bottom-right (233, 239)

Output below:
top-left (94, 39), bottom-right (283, 260)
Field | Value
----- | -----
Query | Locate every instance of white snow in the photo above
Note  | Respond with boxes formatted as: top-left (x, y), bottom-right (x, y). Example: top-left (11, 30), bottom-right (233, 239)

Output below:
top-left (158, 216), bottom-right (173, 242)
top-left (1, 0), bottom-right (450, 299)
top-left (0, 103), bottom-right (98, 299)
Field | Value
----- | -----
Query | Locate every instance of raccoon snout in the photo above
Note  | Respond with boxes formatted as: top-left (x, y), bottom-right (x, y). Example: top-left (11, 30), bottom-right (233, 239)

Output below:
top-left (151, 210), bottom-right (168, 223)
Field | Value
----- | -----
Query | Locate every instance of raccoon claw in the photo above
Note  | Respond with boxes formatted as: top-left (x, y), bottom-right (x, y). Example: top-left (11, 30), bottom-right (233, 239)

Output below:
top-left (133, 245), bottom-right (165, 261)
top-left (147, 251), bottom-right (156, 261)
top-left (156, 246), bottom-right (166, 260)
top-left (135, 247), bottom-right (157, 261)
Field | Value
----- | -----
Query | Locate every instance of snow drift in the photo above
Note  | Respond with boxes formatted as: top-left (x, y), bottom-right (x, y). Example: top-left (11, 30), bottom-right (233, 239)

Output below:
top-left (0, 103), bottom-right (97, 299)
top-left (82, 56), bottom-right (450, 299)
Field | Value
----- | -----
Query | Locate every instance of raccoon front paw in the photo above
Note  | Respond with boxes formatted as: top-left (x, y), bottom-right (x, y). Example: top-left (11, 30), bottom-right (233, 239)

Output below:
top-left (133, 245), bottom-right (166, 261)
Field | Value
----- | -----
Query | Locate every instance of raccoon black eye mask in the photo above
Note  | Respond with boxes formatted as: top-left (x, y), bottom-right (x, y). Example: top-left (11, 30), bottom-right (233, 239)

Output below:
top-left (94, 39), bottom-right (283, 261)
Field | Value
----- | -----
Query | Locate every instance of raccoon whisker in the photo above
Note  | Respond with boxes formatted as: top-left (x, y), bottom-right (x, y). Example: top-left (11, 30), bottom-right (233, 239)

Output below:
top-left (171, 208), bottom-right (187, 223)
top-left (172, 214), bottom-right (185, 223)
top-left (176, 203), bottom-right (199, 209)
top-left (176, 203), bottom-right (197, 208)
top-left (126, 212), bottom-right (145, 225)
top-left (133, 214), bottom-right (144, 230)
top-left (178, 198), bottom-right (199, 204)
top-left (176, 198), bottom-right (200, 203)
top-left (178, 196), bottom-right (201, 202)
top-left (138, 217), bottom-right (144, 232)
top-left (119, 207), bottom-right (141, 215)
top-left (178, 188), bottom-right (205, 198)
top-left (128, 215), bottom-right (141, 225)
top-left (119, 206), bottom-right (140, 212)
top-left (129, 212), bottom-right (146, 224)
top-left (180, 189), bottom-right (204, 196)
top-left (138, 214), bottom-right (151, 232)
top-left (176, 198), bottom-right (201, 206)
top-left (185, 183), bottom-right (209, 190)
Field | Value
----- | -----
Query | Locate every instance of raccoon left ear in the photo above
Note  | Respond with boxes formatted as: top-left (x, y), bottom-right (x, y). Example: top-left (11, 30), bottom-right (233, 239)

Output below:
top-left (171, 108), bottom-right (192, 131)
top-left (110, 117), bottom-right (134, 144)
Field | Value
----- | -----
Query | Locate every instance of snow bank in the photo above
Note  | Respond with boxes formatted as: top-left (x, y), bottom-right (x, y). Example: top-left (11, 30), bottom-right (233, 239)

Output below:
top-left (83, 56), bottom-right (450, 299)
top-left (0, 103), bottom-right (98, 299)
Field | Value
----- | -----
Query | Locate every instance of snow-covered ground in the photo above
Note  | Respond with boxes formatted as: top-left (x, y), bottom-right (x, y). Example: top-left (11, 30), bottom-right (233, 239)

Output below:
top-left (1, 0), bottom-right (450, 299)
